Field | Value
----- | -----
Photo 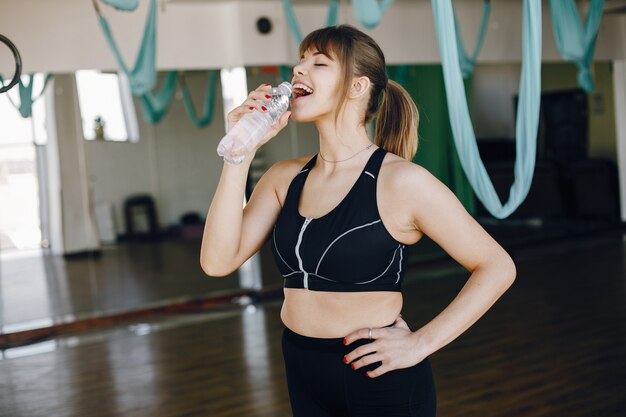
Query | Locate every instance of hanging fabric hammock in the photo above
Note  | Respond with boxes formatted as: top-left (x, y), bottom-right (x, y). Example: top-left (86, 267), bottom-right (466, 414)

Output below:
top-left (95, 0), bottom-right (198, 126)
top-left (432, 0), bottom-right (542, 219)
top-left (352, 0), bottom-right (395, 30)
top-left (453, 0), bottom-right (491, 79)
top-left (93, 0), bottom-right (218, 126)
top-left (548, 0), bottom-right (604, 93)
top-left (94, 0), bottom-right (157, 96)
top-left (282, 0), bottom-right (339, 45)
top-left (137, 71), bottom-right (177, 124)
top-left (179, 70), bottom-right (218, 128)
top-left (0, 73), bottom-right (53, 118)
top-left (101, 0), bottom-right (138, 12)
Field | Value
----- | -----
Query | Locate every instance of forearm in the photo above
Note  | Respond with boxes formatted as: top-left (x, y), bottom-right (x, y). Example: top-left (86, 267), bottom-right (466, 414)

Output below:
top-left (411, 258), bottom-right (516, 357)
top-left (200, 151), bottom-right (256, 275)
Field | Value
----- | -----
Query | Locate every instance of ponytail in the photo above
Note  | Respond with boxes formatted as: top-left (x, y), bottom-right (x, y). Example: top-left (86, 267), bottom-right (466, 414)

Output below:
top-left (374, 80), bottom-right (419, 161)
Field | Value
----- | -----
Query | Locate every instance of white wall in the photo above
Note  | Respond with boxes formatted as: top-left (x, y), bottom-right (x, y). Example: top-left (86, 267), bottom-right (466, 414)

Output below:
top-left (0, 0), bottom-right (624, 76)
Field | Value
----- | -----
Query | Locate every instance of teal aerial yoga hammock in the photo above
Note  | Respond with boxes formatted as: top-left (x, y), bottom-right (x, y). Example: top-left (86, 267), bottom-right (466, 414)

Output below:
top-left (95, 0), bottom-right (188, 125)
top-left (281, 0), bottom-right (339, 45)
top-left (0, 73), bottom-right (53, 118)
top-left (93, 1), bottom-right (220, 126)
top-left (179, 70), bottom-right (218, 128)
top-left (138, 71), bottom-right (177, 124)
top-left (137, 70), bottom-right (219, 127)
top-left (95, 0), bottom-right (157, 96)
top-left (453, 0), bottom-right (491, 79)
top-left (548, 0), bottom-right (604, 93)
top-left (432, 0), bottom-right (542, 219)
top-left (352, 0), bottom-right (395, 30)
top-left (101, 0), bottom-right (138, 12)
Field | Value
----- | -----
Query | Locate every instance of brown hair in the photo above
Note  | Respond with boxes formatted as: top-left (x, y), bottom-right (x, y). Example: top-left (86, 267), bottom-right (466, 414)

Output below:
top-left (298, 24), bottom-right (419, 160)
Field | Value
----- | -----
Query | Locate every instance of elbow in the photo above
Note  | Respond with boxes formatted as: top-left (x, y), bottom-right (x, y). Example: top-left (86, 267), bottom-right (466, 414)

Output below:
top-left (478, 251), bottom-right (516, 286)
top-left (200, 258), bottom-right (232, 278)
top-left (501, 254), bottom-right (517, 286)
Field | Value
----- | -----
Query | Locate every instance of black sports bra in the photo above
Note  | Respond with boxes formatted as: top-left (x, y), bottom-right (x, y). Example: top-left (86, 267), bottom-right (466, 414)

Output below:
top-left (269, 147), bottom-right (408, 292)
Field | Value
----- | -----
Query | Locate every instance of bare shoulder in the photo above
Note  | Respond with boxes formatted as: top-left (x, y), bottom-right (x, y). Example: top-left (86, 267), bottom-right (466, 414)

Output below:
top-left (379, 151), bottom-right (432, 192)
top-left (378, 150), bottom-right (462, 237)
top-left (264, 154), bottom-right (315, 207)
top-left (393, 158), bottom-right (460, 212)
top-left (376, 151), bottom-right (430, 244)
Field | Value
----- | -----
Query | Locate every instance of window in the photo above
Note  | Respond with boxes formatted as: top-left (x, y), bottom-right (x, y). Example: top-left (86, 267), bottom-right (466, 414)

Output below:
top-left (220, 67), bottom-right (248, 127)
top-left (0, 74), bottom-right (47, 251)
top-left (75, 70), bottom-right (139, 142)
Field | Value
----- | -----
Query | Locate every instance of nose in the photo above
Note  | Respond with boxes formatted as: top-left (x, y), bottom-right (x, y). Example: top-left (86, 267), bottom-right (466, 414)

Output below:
top-left (293, 61), bottom-right (306, 76)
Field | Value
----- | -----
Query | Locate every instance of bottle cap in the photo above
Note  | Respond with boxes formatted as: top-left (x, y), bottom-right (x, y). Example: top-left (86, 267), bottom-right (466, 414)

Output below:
top-left (276, 82), bottom-right (293, 97)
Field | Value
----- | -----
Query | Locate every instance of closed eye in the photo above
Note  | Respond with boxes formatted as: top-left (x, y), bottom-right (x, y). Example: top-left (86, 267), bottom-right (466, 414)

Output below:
top-left (315, 64), bottom-right (327, 66)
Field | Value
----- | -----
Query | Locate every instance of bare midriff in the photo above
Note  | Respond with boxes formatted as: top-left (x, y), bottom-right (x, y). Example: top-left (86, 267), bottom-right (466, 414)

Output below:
top-left (281, 288), bottom-right (403, 338)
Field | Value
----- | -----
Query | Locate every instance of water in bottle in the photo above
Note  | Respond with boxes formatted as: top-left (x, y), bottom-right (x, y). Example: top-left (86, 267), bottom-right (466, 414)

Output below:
top-left (217, 82), bottom-right (293, 164)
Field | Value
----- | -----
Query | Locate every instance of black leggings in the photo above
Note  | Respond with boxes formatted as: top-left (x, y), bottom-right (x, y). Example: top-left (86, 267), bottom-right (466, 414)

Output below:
top-left (281, 324), bottom-right (437, 417)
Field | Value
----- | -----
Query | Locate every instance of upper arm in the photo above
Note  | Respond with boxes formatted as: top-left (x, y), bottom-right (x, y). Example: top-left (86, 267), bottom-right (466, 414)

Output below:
top-left (403, 164), bottom-right (515, 275)
top-left (228, 159), bottom-right (294, 273)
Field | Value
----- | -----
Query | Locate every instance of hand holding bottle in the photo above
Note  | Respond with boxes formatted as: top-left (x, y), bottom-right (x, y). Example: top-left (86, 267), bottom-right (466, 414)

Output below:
top-left (218, 83), bottom-right (292, 164)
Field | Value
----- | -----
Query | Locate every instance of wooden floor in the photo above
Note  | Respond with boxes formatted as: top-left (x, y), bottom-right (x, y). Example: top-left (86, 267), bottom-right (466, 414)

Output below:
top-left (0, 239), bottom-right (241, 331)
top-left (0, 230), bottom-right (625, 416)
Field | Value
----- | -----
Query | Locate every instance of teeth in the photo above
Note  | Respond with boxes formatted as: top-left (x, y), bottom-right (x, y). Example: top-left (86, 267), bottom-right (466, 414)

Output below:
top-left (293, 83), bottom-right (313, 94)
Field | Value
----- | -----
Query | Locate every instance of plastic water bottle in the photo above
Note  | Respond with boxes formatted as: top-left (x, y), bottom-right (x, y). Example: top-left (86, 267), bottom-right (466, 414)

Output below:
top-left (217, 82), bottom-right (293, 164)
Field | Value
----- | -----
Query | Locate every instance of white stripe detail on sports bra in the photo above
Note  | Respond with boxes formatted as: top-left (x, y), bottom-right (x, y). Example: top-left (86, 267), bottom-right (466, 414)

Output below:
top-left (273, 224), bottom-right (295, 272)
top-left (364, 170), bottom-right (376, 179)
top-left (295, 217), bottom-right (313, 289)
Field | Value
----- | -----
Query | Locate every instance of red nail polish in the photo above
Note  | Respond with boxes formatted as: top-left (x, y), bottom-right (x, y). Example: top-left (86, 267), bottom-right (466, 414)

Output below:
top-left (343, 357), bottom-right (348, 364)
top-left (261, 106), bottom-right (267, 111)
top-left (265, 95), bottom-right (271, 99)
top-left (351, 364), bottom-right (356, 370)
top-left (343, 339), bottom-right (347, 345)
top-left (249, 107), bottom-right (254, 110)
top-left (264, 83), bottom-right (271, 86)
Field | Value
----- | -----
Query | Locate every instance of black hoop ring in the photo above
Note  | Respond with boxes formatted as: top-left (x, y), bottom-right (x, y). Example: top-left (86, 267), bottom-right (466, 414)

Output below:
top-left (0, 34), bottom-right (22, 94)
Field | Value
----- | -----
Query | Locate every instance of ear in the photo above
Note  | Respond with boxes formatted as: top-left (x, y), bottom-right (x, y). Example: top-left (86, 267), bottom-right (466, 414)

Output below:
top-left (348, 76), bottom-right (371, 99)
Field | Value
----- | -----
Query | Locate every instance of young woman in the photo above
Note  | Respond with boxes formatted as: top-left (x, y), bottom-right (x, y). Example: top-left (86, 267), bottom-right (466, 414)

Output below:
top-left (201, 24), bottom-right (516, 417)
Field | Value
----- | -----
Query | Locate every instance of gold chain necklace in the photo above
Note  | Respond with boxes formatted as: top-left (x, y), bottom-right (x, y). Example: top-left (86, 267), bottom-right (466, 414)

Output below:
top-left (319, 142), bottom-right (374, 163)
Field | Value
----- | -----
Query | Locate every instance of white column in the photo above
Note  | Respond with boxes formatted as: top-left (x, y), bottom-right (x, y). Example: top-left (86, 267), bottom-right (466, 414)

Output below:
top-left (45, 75), bottom-right (101, 255)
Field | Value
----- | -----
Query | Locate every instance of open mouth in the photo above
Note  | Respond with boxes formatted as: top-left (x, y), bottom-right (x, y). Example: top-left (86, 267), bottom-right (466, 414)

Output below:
top-left (292, 83), bottom-right (314, 100)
